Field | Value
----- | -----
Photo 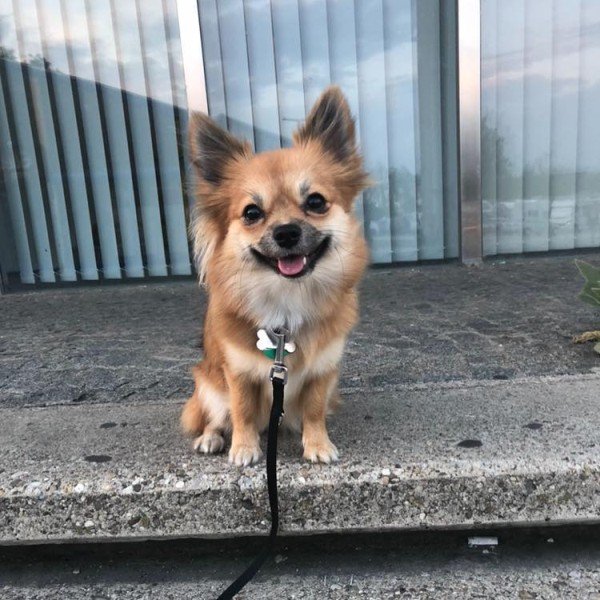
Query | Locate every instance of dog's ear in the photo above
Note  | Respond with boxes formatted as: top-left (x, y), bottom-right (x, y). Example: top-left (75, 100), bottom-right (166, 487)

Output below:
top-left (294, 86), bottom-right (370, 203)
top-left (188, 113), bottom-right (250, 185)
top-left (293, 86), bottom-right (357, 162)
top-left (188, 114), bottom-right (250, 283)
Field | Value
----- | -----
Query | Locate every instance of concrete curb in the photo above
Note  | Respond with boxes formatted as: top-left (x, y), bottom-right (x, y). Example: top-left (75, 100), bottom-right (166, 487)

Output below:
top-left (1, 375), bottom-right (599, 544)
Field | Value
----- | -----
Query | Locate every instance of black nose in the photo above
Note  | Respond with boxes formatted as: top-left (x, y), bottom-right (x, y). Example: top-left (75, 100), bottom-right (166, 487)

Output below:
top-left (273, 223), bottom-right (302, 249)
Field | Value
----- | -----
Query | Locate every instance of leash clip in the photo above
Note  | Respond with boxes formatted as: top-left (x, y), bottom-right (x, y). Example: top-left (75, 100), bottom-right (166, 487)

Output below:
top-left (269, 364), bottom-right (288, 385)
top-left (268, 327), bottom-right (289, 386)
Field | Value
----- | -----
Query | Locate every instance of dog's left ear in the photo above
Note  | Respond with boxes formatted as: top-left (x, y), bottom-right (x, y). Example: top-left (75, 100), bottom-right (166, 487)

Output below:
top-left (293, 86), bottom-right (357, 162)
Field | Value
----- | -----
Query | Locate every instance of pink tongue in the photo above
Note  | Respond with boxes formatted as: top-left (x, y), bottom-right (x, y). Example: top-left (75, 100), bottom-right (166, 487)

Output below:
top-left (277, 255), bottom-right (305, 276)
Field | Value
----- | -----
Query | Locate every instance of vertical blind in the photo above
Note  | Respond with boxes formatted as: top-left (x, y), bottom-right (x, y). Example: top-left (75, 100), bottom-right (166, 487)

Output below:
top-left (482, 0), bottom-right (600, 255)
top-left (0, 0), bottom-right (190, 284)
top-left (198, 0), bottom-right (459, 264)
top-left (0, 0), bottom-right (458, 287)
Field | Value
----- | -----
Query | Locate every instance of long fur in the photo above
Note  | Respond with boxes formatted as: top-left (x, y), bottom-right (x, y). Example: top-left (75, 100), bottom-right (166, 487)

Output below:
top-left (182, 87), bottom-right (370, 465)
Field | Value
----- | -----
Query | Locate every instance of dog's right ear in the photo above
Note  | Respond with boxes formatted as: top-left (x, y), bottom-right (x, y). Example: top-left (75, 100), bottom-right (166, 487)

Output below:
top-left (188, 114), bottom-right (249, 284)
top-left (188, 113), bottom-right (250, 186)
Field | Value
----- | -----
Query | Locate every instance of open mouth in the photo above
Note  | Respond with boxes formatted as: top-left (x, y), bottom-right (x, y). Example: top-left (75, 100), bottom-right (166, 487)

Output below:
top-left (251, 236), bottom-right (331, 278)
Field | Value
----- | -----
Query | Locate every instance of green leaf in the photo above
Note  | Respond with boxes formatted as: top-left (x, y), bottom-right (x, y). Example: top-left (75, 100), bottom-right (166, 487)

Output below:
top-left (575, 260), bottom-right (600, 308)
top-left (576, 259), bottom-right (600, 281)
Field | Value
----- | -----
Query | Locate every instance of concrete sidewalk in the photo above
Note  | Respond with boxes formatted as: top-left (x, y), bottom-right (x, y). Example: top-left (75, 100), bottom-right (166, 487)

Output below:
top-left (1, 253), bottom-right (599, 409)
top-left (0, 253), bottom-right (599, 546)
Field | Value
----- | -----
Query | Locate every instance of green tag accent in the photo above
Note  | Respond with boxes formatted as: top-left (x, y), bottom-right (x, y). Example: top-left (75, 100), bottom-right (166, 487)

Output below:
top-left (261, 348), bottom-right (290, 360)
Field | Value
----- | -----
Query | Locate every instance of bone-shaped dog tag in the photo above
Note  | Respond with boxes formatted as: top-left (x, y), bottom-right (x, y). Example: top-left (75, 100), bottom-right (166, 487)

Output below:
top-left (256, 329), bottom-right (295, 358)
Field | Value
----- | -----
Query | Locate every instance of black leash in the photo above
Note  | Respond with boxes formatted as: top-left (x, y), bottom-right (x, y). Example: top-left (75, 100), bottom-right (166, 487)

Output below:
top-left (216, 330), bottom-right (288, 600)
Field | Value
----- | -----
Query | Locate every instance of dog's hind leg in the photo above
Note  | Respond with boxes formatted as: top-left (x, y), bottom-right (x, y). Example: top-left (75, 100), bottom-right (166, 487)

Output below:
top-left (193, 426), bottom-right (226, 454)
top-left (181, 365), bottom-right (229, 454)
top-left (181, 392), bottom-right (207, 435)
top-left (181, 366), bottom-right (207, 435)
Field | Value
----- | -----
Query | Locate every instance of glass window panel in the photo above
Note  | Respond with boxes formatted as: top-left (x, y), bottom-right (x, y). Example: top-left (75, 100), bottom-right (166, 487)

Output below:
top-left (198, 0), bottom-right (459, 265)
top-left (0, 0), bottom-right (190, 285)
top-left (0, 0), bottom-right (458, 288)
top-left (482, 0), bottom-right (600, 255)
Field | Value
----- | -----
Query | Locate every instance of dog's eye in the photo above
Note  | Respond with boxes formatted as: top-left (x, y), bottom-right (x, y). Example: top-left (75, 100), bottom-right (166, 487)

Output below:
top-left (305, 193), bottom-right (328, 214)
top-left (242, 204), bottom-right (264, 224)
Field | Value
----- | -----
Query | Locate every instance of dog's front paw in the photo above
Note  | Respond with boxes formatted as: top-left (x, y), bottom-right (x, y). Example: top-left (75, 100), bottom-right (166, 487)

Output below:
top-left (303, 438), bottom-right (339, 464)
top-left (193, 432), bottom-right (225, 454)
top-left (229, 444), bottom-right (262, 467)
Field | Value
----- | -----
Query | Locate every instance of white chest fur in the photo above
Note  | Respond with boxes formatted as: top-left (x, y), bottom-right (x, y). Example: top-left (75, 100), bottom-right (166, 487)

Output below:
top-left (222, 335), bottom-right (346, 431)
top-left (225, 335), bottom-right (345, 381)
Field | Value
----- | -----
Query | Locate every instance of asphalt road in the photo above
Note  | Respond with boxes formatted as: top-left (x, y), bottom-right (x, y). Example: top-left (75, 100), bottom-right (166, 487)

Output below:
top-left (2, 526), bottom-right (600, 599)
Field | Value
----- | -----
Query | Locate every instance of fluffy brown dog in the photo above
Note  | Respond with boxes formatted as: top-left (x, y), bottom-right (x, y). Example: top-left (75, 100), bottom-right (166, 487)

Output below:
top-left (181, 87), bottom-right (369, 466)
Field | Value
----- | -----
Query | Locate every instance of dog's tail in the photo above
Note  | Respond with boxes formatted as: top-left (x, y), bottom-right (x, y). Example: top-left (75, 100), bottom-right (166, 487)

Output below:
top-left (181, 366), bottom-right (207, 435)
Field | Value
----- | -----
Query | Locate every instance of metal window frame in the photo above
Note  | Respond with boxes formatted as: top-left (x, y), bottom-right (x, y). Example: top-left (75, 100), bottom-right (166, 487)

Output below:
top-left (176, 0), bottom-right (209, 115)
top-left (180, 0), bottom-right (484, 264)
top-left (457, 0), bottom-right (483, 264)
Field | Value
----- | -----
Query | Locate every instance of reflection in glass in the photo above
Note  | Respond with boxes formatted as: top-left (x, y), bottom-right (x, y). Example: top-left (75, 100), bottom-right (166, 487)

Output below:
top-left (0, 0), bottom-right (459, 287)
top-left (0, 0), bottom-right (190, 284)
top-left (198, 0), bottom-right (459, 264)
top-left (482, 0), bottom-right (600, 255)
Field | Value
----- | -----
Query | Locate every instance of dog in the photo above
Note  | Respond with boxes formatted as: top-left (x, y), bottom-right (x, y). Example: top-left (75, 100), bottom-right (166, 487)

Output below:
top-left (181, 86), bottom-right (370, 466)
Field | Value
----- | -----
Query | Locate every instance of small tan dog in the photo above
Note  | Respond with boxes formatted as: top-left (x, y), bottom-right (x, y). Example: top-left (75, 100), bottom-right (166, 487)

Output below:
top-left (181, 87), bottom-right (369, 466)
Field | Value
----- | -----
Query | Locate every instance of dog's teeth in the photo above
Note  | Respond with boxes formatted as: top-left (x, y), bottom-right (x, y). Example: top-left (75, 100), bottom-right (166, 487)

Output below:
top-left (302, 256), bottom-right (307, 266)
